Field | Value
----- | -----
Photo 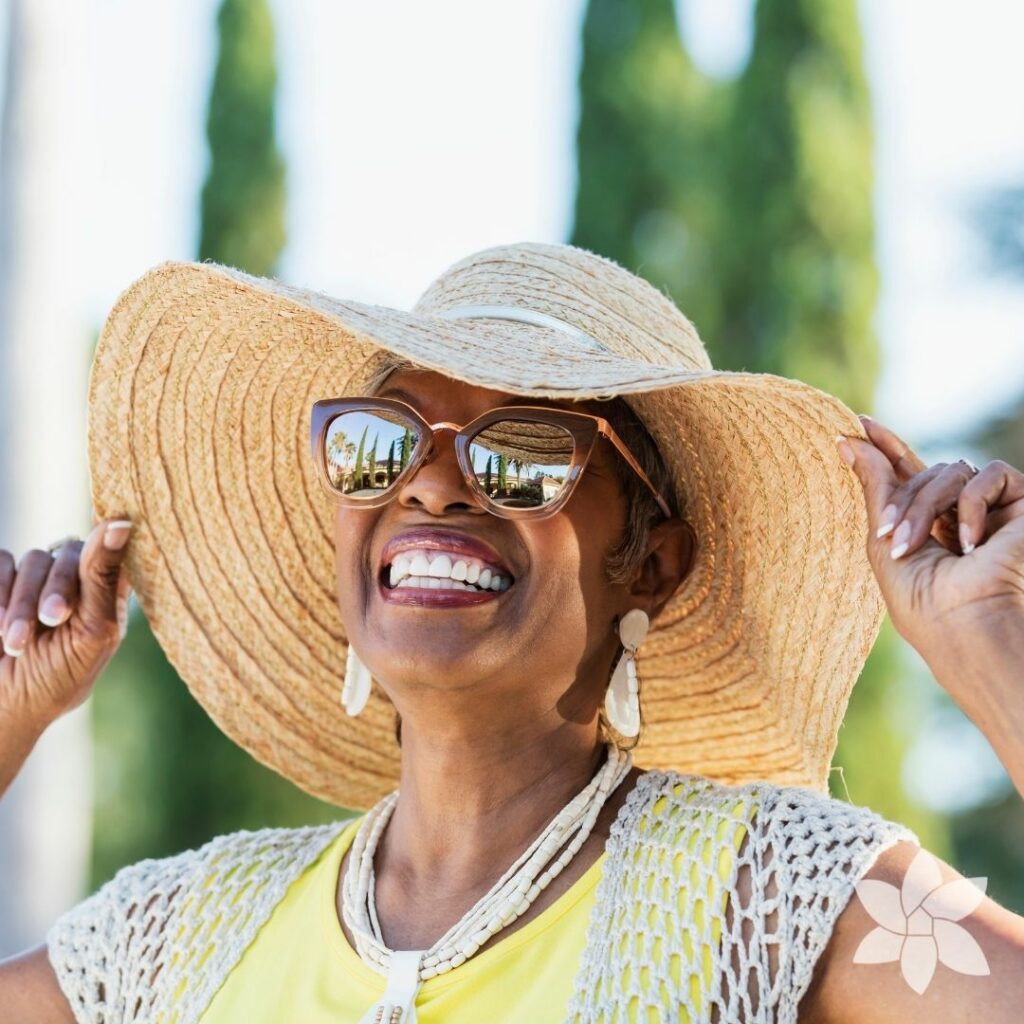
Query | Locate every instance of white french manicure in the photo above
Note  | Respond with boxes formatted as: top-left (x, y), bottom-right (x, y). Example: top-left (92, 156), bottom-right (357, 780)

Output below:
top-left (876, 504), bottom-right (898, 538)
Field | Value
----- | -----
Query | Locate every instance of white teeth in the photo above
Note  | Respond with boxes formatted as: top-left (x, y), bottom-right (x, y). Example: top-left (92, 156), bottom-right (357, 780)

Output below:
top-left (409, 553), bottom-right (431, 576)
top-left (383, 547), bottom-right (513, 592)
top-left (428, 554), bottom-right (453, 578)
top-left (394, 576), bottom-right (477, 591)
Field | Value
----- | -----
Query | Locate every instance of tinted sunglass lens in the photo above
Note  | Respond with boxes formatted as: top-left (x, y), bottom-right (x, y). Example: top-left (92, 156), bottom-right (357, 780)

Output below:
top-left (468, 419), bottom-right (574, 509)
top-left (324, 409), bottom-right (419, 496)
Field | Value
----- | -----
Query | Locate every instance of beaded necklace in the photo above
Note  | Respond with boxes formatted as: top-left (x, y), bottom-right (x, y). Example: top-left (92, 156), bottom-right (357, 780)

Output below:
top-left (343, 743), bottom-right (633, 1024)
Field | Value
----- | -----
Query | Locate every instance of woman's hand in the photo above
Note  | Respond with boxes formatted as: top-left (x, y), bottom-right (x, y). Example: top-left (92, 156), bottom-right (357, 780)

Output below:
top-left (0, 517), bottom-right (133, 733)
top-left (836, 416), bottom-right (1024, 721)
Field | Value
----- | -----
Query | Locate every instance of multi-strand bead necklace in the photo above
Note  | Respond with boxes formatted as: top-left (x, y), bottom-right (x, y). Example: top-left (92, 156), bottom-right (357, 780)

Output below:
top-left (343, 742), bottom-right (633, 1024)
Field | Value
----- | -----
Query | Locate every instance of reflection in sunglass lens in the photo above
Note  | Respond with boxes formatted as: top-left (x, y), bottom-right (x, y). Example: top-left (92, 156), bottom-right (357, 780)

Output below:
top-left (324, 409), bottom-right (420, 496)
top-left (468, 419), bottom-right (574, 509)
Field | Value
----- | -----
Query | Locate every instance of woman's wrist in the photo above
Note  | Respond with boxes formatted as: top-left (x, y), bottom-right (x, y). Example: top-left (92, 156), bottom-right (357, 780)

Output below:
top-left (0, 691), bottom-right (50, 799)
top-left (923, 621), bottom-right (1024, 799)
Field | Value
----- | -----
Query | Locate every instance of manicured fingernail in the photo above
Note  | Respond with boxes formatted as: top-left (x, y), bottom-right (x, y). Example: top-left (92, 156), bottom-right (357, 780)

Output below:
top-left (959, 523), bottom-right (975, 554)
top-left (4, 619), bottom-right (29, 656)
top-left (39, 594), bottom-right (69, 627)
top-left (104, 520), bottom-right (133, 551)
top-left (835, 436), bottom-right (855, 466)
top-left (890, 519), bottom-right (911, 559)
top-left (876, 504), bottom-right (898, 538)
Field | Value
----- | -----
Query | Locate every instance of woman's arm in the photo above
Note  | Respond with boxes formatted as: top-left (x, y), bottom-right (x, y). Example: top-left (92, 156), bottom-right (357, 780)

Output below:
top-left (816, 420), bottom-right (1024, 1020)
top-left (0, 945), bottom-right (75, 1024)
top-left (0, 518), bottom-right (134, 1022)
top-left (801, 840), bottom-right (1024, 1023)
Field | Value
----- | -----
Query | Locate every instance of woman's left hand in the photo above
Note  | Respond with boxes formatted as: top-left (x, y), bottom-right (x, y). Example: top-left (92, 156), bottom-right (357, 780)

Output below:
top-left (836, 415), bottom-right (1024, 705)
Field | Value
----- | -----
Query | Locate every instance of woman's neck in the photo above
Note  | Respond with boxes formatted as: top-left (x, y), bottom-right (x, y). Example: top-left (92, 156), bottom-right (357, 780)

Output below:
top-left (380, 718), bottom-right (621, 893)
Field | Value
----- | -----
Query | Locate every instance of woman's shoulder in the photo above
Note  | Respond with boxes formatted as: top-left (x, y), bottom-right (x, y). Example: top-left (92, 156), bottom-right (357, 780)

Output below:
top-left (45, 819), bottom-right (351, 1023)
top-left (630, 766), bottom-right (922, 848)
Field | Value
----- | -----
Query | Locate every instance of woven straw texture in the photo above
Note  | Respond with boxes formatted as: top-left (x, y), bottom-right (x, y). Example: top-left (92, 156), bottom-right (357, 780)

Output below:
top-left (86, 241), bottom-right (882, 810)
top-left (45, 771), bottom-right (920, 1023)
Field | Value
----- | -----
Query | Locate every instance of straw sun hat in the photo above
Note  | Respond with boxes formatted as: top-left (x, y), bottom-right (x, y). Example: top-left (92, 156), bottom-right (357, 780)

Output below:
top-left (86, 241), bottom-right (880, 811)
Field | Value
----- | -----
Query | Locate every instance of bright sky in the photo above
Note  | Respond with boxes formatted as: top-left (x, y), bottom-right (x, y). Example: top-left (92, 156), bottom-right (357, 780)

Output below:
top-left (11, 0), bottom-right (1024, 813)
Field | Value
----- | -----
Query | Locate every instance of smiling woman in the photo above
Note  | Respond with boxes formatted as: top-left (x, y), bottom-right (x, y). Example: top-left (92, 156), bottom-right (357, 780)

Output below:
top-left (2, 241), bottom-right (1024, 1024)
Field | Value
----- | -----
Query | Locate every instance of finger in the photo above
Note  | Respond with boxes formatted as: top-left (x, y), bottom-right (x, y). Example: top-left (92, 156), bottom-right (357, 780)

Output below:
top-left (872, 462), bottom-right (950, 540)
top-left (115, 560), bottom-right (133, 640)
top-left (2, 549), bottom-right (55, 657)
top-left (957, 460), bottom-right (1024, 553)
top-left (858, 415), bottom-right (929, 479)
top-left (835, 433), bottom-right (902, 529)
top-left (77, 518), bottom-right (133, 634)
top-left (885, 461), bottom-right (979, 560)
top-left (36, 539), bottom-right (84, 628)
top-left (0, 549), bottom-right (15, 636)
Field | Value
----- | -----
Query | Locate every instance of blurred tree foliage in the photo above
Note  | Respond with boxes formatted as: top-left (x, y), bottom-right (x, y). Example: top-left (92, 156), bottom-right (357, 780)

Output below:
top-left (89, 0), bottom-right (340, 888)
top-left (198, 0), bottom-right (285, 275)
top-left (573, 0), bottom-right (945, 851)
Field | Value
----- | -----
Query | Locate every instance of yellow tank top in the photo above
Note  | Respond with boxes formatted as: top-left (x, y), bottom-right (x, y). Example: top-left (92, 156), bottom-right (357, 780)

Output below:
top-left (199, 809), bottom-right (748, 1023)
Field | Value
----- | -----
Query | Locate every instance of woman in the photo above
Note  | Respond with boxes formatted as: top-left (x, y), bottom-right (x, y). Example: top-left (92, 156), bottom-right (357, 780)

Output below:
top-left (1, 241), bottom-right (1023, 1022)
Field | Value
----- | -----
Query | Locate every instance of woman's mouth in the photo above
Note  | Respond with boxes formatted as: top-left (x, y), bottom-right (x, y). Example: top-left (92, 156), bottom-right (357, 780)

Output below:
top-left (377, 548), bottom-right (514, 607)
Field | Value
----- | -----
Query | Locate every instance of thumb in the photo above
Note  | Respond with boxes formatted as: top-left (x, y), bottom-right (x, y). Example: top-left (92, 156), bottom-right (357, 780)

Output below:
top-left (78, 518), bottom-right (134, 632)
top-left (836, 434), bottom-right (900, 529)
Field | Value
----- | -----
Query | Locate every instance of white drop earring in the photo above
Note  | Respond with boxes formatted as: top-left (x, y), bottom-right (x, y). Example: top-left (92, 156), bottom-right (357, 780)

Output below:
top-left (604, 608), bottom-right (650, 739)
top-left (342, 642), bottom-right (372, 717)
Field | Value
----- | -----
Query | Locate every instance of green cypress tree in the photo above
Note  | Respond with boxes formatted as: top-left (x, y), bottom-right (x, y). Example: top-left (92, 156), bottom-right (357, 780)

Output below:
top-left (366, 433), bottom-right (379, 489)
top-left (386, 438), bottom-right (396, 484)
top-left (571, 0), bottom-right (723, 334)
top-left (484, 455), bottom-right (493, 495)
top-left (353, 426), bottom-right (367, 491)
top-left (198, 0), bottom-right (285, 274)
top-left (496, 454), bottom-right (508, 494)
top-left (89, 0), bottom-right (336, 886)
top-left (399, 429), bottom-right (412, 470)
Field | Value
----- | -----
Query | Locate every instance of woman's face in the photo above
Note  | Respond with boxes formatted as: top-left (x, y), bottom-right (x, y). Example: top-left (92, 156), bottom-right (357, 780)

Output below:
top-left (332, 367), bottom-right (692, 734)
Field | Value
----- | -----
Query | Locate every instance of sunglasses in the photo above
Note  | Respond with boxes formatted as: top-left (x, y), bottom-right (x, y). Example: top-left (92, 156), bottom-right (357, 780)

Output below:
top-left (310, 396), bottom-right (672, 520)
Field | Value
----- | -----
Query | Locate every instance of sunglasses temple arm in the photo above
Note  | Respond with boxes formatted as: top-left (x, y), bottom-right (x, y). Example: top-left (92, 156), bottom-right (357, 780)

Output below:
top-left (598, 424), bottom-right (673, 519)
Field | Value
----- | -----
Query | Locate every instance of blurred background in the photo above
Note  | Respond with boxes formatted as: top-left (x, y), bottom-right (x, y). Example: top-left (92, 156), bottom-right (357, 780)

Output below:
top-left (2, 0), bottom-right (1024, 956)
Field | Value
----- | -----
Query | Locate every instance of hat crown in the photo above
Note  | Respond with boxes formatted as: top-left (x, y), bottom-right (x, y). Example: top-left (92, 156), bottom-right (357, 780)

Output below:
top-left (412, 242), bottom-right (713, 372)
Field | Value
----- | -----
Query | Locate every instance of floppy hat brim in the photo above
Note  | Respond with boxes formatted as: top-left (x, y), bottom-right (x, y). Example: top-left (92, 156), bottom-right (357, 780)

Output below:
top-left (87, 259), bottom-right (882, 810)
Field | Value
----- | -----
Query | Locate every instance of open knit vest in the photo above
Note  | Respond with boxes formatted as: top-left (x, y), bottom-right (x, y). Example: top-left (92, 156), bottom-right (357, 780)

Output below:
top-left (45, 770), bottom-right (919, 1023)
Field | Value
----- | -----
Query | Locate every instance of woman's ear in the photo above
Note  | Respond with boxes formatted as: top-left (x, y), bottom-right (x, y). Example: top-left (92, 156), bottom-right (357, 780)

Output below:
top-left (627, 517), bottom-right (696, 620)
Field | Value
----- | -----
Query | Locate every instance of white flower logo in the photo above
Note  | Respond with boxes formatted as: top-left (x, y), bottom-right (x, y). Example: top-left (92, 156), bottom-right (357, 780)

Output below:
top-left (853, 848), bottom-right (990, 993)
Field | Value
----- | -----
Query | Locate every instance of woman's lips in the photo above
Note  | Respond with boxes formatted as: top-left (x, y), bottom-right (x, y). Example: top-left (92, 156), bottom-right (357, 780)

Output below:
top-left (377, 574), bottom-right (508, 607)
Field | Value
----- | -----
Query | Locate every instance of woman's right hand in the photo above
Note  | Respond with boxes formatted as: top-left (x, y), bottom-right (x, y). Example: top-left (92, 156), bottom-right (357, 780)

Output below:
top-left (0, 517), bottom-right (134, 733)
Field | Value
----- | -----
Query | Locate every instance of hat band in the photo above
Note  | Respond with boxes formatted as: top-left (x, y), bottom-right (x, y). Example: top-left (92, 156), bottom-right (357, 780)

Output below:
top-left (435, 304), bottom-right (606, 353)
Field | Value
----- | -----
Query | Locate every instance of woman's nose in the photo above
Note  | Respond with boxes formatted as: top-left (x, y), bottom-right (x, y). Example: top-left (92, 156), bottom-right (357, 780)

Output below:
top-left (396, 428), bottom-right (484, 516)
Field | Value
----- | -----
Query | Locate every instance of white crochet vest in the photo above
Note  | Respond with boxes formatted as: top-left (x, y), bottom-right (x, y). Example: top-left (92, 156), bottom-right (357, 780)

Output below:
top-left (45, 770), bottom-right (919, 1023)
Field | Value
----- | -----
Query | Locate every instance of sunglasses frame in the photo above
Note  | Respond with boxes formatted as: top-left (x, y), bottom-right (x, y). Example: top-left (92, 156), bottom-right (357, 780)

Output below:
top-left (310, 395), bottom-right (672, 521)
